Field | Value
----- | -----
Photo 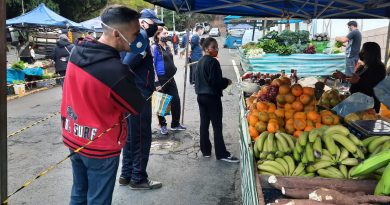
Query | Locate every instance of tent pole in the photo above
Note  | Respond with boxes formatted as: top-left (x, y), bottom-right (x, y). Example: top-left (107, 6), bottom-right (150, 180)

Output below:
top-left (181, 29), bottom-right (190, 125)
top-left (262, 20), bottom-right (266, 37)
top-left (0, 0), bottom-right (8, 203)
top-left (252, 21), bottom-right (256, 41)
top-left (384, 21), bottom-right (390, 66)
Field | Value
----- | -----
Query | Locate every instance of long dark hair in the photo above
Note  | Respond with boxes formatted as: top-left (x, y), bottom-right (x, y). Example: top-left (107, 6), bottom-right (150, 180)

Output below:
top-left (360, 42), bottom-right (384, 69)
top-left (201, 37), bottom-right (217, 51)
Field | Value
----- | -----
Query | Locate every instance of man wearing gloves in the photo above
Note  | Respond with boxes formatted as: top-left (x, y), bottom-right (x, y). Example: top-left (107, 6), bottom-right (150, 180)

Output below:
top-left (119, 9), bottom-right (164, 190)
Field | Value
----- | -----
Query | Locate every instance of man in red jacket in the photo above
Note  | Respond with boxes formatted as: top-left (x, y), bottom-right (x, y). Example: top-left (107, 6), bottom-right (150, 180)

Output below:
top-left (61, 5), bottom-right (146, 204)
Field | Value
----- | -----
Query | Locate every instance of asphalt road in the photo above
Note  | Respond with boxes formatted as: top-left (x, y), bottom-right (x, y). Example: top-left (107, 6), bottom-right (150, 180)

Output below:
top-left (6, 36), bottom-right (244, 205)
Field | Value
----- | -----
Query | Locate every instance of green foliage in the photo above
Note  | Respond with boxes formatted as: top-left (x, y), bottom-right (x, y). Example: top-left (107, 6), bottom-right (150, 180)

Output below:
top-left (11, 61), bottom-right (26, 70)
top-left (12, 80), bottom-right (25, 84)
top-left (290, 43), bottom-right (308, 54)
top-left (42, 73), bottom-right (55, 79)
top-left (109, 0), bottom-right (153, 12)
top-left (6, 0), bottom-right (60, 19)
top-left (257, 39), bottom-right (280, 53)
top-left (162, 10), bottom-right (214, 31)
top-left (335, 41), bottom-right (343, 48)
top-left (276, 45), bottom-right (293, 55)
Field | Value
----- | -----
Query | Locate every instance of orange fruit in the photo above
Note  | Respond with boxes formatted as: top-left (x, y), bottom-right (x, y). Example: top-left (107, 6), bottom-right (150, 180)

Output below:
top-left (275, 109), bottom-right (285, 118)
top-left (304, 126), bottom-right (314, 131)
top-left (279, 85), bottom-right (291, 95)
top-left (268, 118), bottom-right (278, 124)
top-left (304, 105), bottom-right (316, 112)
top-left (322, 115), bottom-right (334, 125)
top-left (276, 95), bottom-right (286, 105)
top-left (257, 102), bottom-right (269, 111)
top-left (286, 118), bottom-right (294, 125)
top-left (267, 122), bottom-right (279, 133)
top-left (268, 112), bottom-right (278, 120)
top-left (293, 118), bottom-right (307, 131)
top-left (268, 103), bottom-right (277, 113)
top-left (315, 122), bottom-right (322, 128)
top-left (258, 111), bottom-right (270, 122)
top-left (292, 101), bottom-right (304, 112)
top-left (320, 110), bottom-right (333, 117)
top-left (307, 120), bottom-right (315, 127)
top-left (303, 87), bottom-right (315, 96)
top-left (294, 112), bottom-right (307, 120)
top-left (249, 126), bottom-right (259, 139)
top-left (299, 94), bottom-right (312, 105)
top-left (277, 117), bottom-right (285, 127)
top-left (255, 121), bottom-right (267, 133)
top-left (285, 94), bottom-right (296, 104)
top-left (285, 110), bottom-right (296, 120)
top-left (291, 84), bottom-right (303, 97)
top-left (307, 111), bottom-right (318, 121)
top-left (248, 115), bottom-right (259, 126)
top-left (285, 123), bottom-right (295, 134)
top-left (284, 103), bottom-right (293, 110)
top-left (293, 130), bottom-right (302, 138)
top-left (333, 115), bottom-right (340, 124)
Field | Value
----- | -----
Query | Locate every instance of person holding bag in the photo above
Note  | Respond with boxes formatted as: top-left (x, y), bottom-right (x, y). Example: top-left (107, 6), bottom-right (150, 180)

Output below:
top-left (195, 37), bottom-right (239, 163)
top-left (152, 27), bottom-right (186, 135)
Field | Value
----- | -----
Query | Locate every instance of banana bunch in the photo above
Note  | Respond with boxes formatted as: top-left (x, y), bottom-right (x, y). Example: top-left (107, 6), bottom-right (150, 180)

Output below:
top-left (257, 156), bottom-right (313, 177)
top-left (362, 136), bottom-right (390, 156)
top-left (253, 131), bottom-right (295, 160)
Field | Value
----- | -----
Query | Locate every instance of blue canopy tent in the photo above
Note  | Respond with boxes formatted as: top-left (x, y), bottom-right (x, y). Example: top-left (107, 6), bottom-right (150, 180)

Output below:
top-left (6, 3), bottom-right (83, 29)
top-left (224, 15), bottom-right (241, 24)
top-left (80, 16), bottom-right (103, 32)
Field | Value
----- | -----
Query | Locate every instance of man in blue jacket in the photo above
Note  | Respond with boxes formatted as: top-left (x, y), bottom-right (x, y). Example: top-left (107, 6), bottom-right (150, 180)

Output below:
top-left (190, 26), bottom-right (204, 84)
top-left (119, 9), bottom-right (164, 190)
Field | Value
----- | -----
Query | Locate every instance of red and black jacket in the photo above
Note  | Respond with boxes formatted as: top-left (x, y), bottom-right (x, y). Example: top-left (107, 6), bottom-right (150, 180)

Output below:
top-left (61, 39), bottom-right (145, 159)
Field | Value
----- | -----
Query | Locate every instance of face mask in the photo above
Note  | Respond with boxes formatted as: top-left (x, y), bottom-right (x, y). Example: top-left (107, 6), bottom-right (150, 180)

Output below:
top-left (144, 22), bottom-right (158, 37)
top-left (209, 48), bottom-right (218, 57)
top-left (160, 37), bottom-right (168, 43)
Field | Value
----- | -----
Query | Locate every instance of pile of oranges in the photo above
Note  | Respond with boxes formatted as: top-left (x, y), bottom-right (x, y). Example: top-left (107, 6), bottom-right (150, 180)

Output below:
top-left (246, 82), bottom-right (340, 141)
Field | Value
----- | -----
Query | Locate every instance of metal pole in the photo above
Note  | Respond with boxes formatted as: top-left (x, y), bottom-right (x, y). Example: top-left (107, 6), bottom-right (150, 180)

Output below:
top-left (252, 21), bottom-right (256, 41)
top-left (161, 7), bottom-right (164, 22)
top-left (181, 29), bottom-right (190, 125)
top-left (384, 21), bottom-right (390, 66)
top-left (262, 20), bottom-right (266, 37)
top-left (0, 0), bottom-right (8, 203)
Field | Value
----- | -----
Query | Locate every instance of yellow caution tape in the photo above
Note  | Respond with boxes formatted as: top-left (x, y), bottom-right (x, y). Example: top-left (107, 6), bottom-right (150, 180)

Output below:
top-left (7, 112), bottom-right (60, 138)
top-left (7, 76), bottom-right (65, 87)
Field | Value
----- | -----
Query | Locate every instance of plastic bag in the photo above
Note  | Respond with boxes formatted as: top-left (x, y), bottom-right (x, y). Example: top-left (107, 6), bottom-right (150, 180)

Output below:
top-left (331, 92), bottom-right (374, 118)
top-left (374, 76), bottom-right (390, 108)
top-left (151, 91), bottom-right (172, 116)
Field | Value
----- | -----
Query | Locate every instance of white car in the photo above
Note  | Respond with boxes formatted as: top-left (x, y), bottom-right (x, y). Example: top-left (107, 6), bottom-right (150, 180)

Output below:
top-left (209, 28), bottom-right (221, 37)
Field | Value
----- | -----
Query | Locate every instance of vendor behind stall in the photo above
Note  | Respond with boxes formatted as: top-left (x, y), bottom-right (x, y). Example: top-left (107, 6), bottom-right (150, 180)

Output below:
top-left (333, 42), bottom-right (386, 113)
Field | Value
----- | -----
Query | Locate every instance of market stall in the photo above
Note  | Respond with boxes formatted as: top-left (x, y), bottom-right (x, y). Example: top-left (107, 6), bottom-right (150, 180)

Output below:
top-left (145, 1), bottom-right (390, 204)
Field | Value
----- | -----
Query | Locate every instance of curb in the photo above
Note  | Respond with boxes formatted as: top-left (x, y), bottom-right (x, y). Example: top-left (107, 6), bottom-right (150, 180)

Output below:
top-left (7, 87), bottom-right (50, 101)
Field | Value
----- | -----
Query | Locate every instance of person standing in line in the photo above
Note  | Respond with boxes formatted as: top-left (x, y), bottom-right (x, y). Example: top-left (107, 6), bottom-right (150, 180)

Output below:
top-left (179, 29), bottom-right (189, 59)
top-left (190, 26), bottom-right (204, 85)
top-left (336, 21), bottom-right (362, 76)
top-left (195, 37), bottom-right (239, 163)
top-left (119, 9), bottom-right (163, 190)
top-left (53, 34), bottom-right (74, 86)
top-left (152, 27), bottom-right (187, 135)
top-left (61, 5), bottom-right (146, 204)
top-left (172, 32), bottom-right (179, 55)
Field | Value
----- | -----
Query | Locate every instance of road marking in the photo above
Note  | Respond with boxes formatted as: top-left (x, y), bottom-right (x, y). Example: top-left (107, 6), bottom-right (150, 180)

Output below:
top-left (232, 59), bottom-right (241, 83)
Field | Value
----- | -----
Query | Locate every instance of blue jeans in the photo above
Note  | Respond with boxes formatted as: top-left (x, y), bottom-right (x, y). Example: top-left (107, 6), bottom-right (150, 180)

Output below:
top-left (346, 56), bottom-right (359, 76)
top-left (121, 100), bottom-right (152, 183)
top-left (69, 152), bottom-right (119, 205)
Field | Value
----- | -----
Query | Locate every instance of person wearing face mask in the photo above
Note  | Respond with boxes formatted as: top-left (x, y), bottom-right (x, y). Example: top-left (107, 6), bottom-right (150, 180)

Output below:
top-left (195, 37), bottom-right (239, 163)
top-left (190, 26), bottom-right (204, 85)
top-left (61, 5), bottom-right (146, 204)
top-left (335, 21), bottom-right (362, 76)
top-left (153, 27), bottom-right (187, 135)
top-left (333, 42), bottom-right (386, 113)
top-left (118, 9), bottom-right (163, 190)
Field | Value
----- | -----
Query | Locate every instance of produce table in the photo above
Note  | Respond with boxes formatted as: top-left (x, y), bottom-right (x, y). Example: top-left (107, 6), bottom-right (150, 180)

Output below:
top-left (6, 67), bottom-right (44, 84)
top-left (240, 52), bottom-right (346, 76)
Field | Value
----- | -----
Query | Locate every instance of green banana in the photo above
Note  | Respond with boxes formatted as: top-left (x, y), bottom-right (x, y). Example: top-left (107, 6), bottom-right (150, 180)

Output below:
top-left (378, 163), bottom-right (390, 195)
top-left (295, 143), bottom-right (303, 153)
top-left (381, 141), bottom-right (390, 151)
top-left (293, 148), bottom-right (301, 162)
top-left (298, 170), bottom-right (307, 176)
top-left (319, 154), bottom-right (335, 163)
top-left (354, 148), bottom-right (365, 160)
top-left (375, 177), bottom-right (385, 195)
top-left (324, 125), bottom-right (350, 136)
top-left (298, 131), bottom-right (309, 146)
top-left (275, 133), bottom-right (290, 153)
top-left (273, 136), bottom-right (278, 153)
top-left (259, 152), bottom-right (268, 159)
top-left (371, 145), bottom-right (384, 156)
top-left (335, 146), bottom-right (341, 162)
top-left (322, 149), bottom-right (333, 158)
top-left (350, 149), bottom-right (390, 177)
top-left (275, 158), bottom-right (289, 176)
top-left (323, 135), bottom-right (337, 156)
top-left (253, 142), bottom-right (260, 158)
top-left (313, 137), bottom-right (322, 159)
top-left (275, 151), bottom-right (285, 158)
top-left (258, 164), bottom-right (283, 176)
top-left (301, 153), bottom-right (308, 164)
top-left (362, 136), bottom-right (379, 147)
top-left (368, 136), bottom-right (390, 153)
top-left (326, 166), bottom-right (345, 178)
top-left (305, 143), bottom-right (315, 163)
top-left (341, 158), bottom-right (359, 166)
top-left (276, 140), bottom-right (284, 152)
top-left (375, 167), bottom-right (386, 175)
top-left (339, 165), bottom-right (348, 178)
top-left (283, 155), bottom-right (295, 176)
top-left (262, 160), bottom-right (286, 175)
top-left (292, 162), bottom-right (305, 176)
top-left (280, 133), bottom-right (295, 150)
top-left (306, 160), bottom-right (334, 172)
top-left (267, 133), bottom-right (276, 153)
top-left (317, 168), bottom-right (344, 179)
top-left (348, 166), bottom-right (357, 179)
top-left (257, 131), bottom-right (269, 152)
top-left (302, 173), bottom-right (315, 177)
top-left (266, 153), bottom-right (275, 160)
top-left (308, 129), bottom-right (319, 143)
top-left (339, 148), bottom-right (350, 162)
top-left (348, 133), bottom-right (364, 147)
top-left (332, 133), bottom-right (358, 154)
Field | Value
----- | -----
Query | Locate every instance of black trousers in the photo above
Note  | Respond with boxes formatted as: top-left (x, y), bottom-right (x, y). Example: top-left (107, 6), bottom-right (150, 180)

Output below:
top-left (197, 94), bottom-right (230, 159)
top-left (158, 79), bottom-right (181, 128)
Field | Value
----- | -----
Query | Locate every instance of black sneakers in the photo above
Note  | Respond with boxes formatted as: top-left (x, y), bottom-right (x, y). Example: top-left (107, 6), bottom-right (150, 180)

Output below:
top-left (118, 177), bottom-right (130, 186)
top-left (129, 179), bottom-right (162, 190)
top-left (219, 155), bottom-right (240, 163)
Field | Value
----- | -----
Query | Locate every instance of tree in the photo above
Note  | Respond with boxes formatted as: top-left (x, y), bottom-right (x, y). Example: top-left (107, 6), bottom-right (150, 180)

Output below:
top-left (6, 0), bottom-right (59, 19)
top-left (109, 0), bottom-right (153, 12)
top-left (54, 0), bottom-right (108, 22)
top-left (162, 9), bottom-right (214, 31)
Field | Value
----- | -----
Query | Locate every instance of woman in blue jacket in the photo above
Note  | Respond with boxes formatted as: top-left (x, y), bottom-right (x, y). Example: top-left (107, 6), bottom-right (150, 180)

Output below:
top-left (152, 27), bottom-right (186, 135)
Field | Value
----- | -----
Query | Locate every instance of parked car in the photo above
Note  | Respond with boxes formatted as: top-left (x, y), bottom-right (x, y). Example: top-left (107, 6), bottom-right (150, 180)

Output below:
top-left (195, 22), bottom-right (211, 33)
top-left (209, 28), bottom-right (221, 37)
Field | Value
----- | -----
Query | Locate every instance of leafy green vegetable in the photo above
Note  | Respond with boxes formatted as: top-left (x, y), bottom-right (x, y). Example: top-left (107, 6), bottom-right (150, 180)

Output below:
top-left (258, 39), bottom-right (280, 53)
top-left (11, 61), bottom-right (26, 71)
top-left (335, 41), bottom-right (343, 48)
top-left (277, 45), bottom-right (293, 55)
top-left (12, 80), bottom-right (25, 84)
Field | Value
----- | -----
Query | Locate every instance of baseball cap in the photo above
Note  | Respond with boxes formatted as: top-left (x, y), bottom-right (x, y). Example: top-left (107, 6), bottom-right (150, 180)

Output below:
top-left (140, 9), bottom-right (164, 25)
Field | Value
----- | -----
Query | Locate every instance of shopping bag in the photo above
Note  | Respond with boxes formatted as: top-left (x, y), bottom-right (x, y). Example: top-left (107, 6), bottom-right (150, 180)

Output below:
top-left (152, 91), bottom-right (172, 116)
top-left (331, 92), bottom-right (374, 118)
top-left (374, 76), bottom-right (390, 108)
